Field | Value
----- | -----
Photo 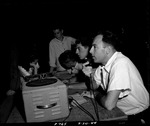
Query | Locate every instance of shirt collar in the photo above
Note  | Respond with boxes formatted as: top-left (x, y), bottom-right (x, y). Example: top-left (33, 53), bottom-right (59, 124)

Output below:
top-left (103, 51), bottom-right (120, 73)
top-left (55, 36), bottom-right (65, 42)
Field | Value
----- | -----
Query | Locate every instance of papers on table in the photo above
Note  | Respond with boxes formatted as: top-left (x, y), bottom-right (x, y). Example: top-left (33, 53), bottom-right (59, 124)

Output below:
top-left (69, 93), bottom-right (87, 107)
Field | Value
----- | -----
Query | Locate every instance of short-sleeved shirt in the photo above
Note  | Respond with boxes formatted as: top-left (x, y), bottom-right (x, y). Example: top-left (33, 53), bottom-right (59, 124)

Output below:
top-left (49, 36), bottom-right (76, 71)
top-left (94, 52), bottom-right (149, 115)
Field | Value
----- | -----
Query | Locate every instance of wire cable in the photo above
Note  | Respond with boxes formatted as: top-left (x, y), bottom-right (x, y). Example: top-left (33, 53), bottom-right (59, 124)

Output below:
top-left (69, 96), bottom-right (96, 121)
top-left (62, 106), bottom-right (72, 122)
top-left (90, 91), bottom-right (100, 121)
top-left (90, 74), bottom-right (100, 121)
top-left (72, 99), bottom-right (95, 121)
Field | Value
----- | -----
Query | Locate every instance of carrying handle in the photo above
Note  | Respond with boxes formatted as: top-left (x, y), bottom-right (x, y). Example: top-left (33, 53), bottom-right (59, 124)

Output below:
top-left (36, 103), bottom-right (57, 109)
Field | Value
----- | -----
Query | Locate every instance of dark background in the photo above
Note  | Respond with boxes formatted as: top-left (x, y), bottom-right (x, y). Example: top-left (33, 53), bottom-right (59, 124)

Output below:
top-left (0, 0), bottom-right (150, 103)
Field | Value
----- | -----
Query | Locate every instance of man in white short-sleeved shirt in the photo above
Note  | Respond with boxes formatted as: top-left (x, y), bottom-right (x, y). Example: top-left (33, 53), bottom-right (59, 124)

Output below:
top-left (87, 30), bottom-right (149, 116)
top-left (49, 27), bottom-right (76, 73)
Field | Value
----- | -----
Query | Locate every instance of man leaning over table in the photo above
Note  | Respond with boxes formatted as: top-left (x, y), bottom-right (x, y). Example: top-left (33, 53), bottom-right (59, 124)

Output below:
top-left (83, 30), bottom-right (149, 123)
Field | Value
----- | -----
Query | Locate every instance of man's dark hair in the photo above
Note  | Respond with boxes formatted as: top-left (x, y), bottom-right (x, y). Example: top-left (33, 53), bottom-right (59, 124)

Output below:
top-left (29, 54), bottom-right (38, 63)
top-left (59, 50), bottom-right (79, 69)
top-left (96, 30), bottom-right (123, 51)
top-left (52, 24), bottom-right (64, 31)
top-left (76, 33), bottom-right (93, 48)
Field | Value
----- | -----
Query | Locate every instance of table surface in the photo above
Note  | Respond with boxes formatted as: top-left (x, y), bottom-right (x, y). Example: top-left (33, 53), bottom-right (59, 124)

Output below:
top-left (51, 88), bottom-right (127, 122)
top-left (54, 72), bottom-right (127, 122)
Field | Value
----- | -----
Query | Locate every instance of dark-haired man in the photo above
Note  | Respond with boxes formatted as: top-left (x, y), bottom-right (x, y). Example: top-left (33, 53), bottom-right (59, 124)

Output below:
top-left (86, 30), bottom-right (149, 119)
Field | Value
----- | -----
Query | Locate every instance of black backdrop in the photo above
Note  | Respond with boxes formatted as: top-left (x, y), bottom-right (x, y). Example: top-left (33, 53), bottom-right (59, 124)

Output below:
top-left (1, 0), bottom-right (149, 102)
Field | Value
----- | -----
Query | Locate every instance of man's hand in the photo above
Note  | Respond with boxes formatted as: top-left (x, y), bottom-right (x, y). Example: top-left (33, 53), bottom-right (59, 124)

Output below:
top-left (49, 66), bottom-right (56, 74)
top-left (6, 90), bottom-right (15, 96)
top-left (82, 61), bottom-right (93, 77)
top-left (75, 63), bottom-right (83, 70)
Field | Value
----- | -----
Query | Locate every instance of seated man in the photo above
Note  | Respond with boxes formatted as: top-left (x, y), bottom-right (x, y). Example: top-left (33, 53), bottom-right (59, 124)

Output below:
top-left (58, 50), bottom-right (93, 90)
top-left (86, 30), bottom-right (149, 123)
top-left (58, 50), bottom-right (80, 72)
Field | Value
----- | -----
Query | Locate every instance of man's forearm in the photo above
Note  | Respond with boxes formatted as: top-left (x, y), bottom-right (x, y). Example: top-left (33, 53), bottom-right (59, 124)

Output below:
top-left (50, 66), bottom-right (56, 73)
top-left (95, 92), bottom-right (106, 108)
top-left (90, 77), bottom-right (99, 90)
top-left (95, 89), bottom-right (120, 111)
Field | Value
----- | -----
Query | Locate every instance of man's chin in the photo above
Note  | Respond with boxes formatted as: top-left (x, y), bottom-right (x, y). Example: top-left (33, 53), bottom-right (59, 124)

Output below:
top-left (94, 59), bottom-right (99, 63)
top-left (80, 57), bottom-right (84, 60)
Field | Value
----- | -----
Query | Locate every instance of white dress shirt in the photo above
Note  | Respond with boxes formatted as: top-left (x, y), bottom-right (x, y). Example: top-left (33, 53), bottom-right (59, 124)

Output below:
top-left (94, 52), bottom-right (149, 115)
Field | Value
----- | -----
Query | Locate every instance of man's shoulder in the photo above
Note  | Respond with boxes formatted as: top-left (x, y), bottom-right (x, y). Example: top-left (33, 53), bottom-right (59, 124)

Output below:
top-left (115, 52), bottom-right (129, 63)
top-left (49, 38), bottom-right (57, 44)
top-left (111, 53), bottom-right (131, 69)
top-left (64, 36), bottom-right (75, 40)
top-left (50, 38), bottom-right (57, 42)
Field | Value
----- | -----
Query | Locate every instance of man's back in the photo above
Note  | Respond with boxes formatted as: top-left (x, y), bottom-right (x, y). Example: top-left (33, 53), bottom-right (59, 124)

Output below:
top-left (108, 52), bottom-right (149, 115)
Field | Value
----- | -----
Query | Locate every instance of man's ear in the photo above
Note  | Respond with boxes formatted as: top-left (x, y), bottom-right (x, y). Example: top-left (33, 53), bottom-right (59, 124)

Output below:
top-left (105, 46), bottom-right (111, 55)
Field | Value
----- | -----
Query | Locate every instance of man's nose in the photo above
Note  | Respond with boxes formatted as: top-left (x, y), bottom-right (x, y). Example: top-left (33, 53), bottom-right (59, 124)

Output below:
top-left (89, 47), bottom-right (93, 54)
top-left (37, 63), bottom-right (40, 68)
top-left (76, 49), bottom-right (79, 54)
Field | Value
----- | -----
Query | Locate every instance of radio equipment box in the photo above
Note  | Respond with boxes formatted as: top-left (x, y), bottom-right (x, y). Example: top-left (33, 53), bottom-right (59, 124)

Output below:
top-left (22, 77), bottom-right (69, 122)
